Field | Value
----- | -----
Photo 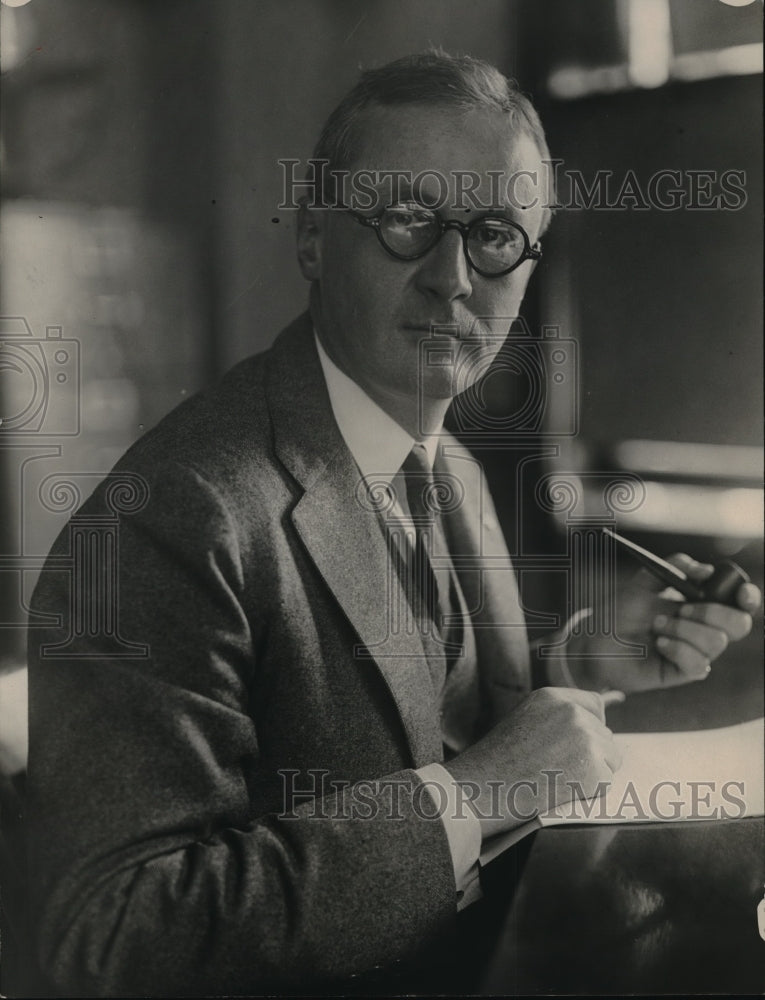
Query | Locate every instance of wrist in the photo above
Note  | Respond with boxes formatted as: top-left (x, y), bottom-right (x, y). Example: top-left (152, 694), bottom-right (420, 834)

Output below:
top-left (442, 755), bottom-right (495, 838)
top-left (444, 755), bottom-right (538, 840)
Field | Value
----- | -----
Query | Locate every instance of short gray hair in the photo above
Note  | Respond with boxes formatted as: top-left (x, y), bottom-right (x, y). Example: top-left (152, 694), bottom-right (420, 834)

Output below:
top-left (312, 49), bottom-right (554, 230)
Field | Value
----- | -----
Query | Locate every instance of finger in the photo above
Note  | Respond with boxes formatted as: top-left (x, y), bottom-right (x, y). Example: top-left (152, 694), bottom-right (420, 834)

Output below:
top-left (736, 582), bottom-right (762, 614)
top-left (676, 602), bottom-right (753, 641)
top-left (631, 566), bottom-right (683, 597)
top-left (663, 559), bottom-right (760, 613)
top-left (653, 614), bottom-right (729, 661)
top-left (601, 690), bottom-right (626, 708)
top-left (558, 687), bottom-right (607, 722)
top-left (628, 557), bottom-right (712, 600)
top-left (655, 634), bottom-right (710, 681)
top-left (576, 733), bottom-right (622, 786)
top-left (566, 754), bottom-right (615, 800)
top-left (601, 736), bottom-right (623, 773)
top-left (666, 553), bottom-right (715, 583)
top-left (657, 586), bottom-right (687, 604)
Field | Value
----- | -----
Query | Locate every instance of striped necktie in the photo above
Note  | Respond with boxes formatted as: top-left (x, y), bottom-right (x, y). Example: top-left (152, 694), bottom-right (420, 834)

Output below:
top-left (398, 444), bottom-right (477, 753)
top-left (400, 444), bottom-right (460, 653)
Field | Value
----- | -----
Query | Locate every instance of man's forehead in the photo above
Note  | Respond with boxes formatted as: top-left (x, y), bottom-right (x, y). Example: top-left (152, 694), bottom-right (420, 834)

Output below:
top-left (343, 102), bottom-right (546, 213)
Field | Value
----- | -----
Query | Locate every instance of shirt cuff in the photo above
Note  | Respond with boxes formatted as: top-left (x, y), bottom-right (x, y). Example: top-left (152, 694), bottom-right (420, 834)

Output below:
top-left (415, 761), bottom-right (482, 908)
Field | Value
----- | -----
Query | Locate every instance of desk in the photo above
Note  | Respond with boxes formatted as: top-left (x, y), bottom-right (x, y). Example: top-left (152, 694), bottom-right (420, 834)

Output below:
top-left (478, 635), bottom-right (764, 996)
top-left (483, 817), bottom-right (764, 995)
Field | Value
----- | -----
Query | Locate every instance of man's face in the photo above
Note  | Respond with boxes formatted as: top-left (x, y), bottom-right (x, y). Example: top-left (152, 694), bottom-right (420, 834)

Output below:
top-left (299, 102), bottom-right (547, 421)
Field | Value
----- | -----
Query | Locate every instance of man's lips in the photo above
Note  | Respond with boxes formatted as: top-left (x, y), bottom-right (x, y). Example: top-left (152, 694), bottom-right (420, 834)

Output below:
top-left (402, 322), bottom-right (467, 336)
top-left (403, 318), bottom-right (512, 340)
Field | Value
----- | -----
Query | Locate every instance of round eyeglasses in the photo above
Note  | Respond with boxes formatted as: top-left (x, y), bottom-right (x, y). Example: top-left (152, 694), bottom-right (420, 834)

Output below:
top-left (347, 203), bottom-right (542, 278)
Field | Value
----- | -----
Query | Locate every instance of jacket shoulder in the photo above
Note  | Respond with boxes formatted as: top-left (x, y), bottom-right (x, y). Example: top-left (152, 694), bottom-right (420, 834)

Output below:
top-left (126, 352), bottom-right (272, 479)
top-left (113, 314), bottom-right (317, 503)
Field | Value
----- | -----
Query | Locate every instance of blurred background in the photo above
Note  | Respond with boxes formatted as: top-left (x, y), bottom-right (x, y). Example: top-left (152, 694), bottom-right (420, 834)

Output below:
top-left (0, 0), bottom-right (762, 754)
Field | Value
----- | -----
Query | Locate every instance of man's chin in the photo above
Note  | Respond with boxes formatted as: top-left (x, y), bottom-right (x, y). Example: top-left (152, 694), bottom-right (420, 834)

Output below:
top-left (417, 366), bottom-right (465, 405)
top-left (421, 348), bottom-right (503, 400)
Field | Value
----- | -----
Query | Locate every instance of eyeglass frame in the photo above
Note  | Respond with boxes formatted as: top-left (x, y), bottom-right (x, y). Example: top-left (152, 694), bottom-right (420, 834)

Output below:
top-left (344, 204), bottom-right (542, 279)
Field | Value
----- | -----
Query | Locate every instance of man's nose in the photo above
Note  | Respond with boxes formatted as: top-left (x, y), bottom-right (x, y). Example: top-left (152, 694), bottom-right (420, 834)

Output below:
top-left (414, 229), bottom-right (473, 300)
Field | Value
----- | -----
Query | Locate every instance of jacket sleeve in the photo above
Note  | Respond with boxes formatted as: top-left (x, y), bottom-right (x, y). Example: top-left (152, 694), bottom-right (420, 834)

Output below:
top-left (26, 460), bottom-right (456, 997)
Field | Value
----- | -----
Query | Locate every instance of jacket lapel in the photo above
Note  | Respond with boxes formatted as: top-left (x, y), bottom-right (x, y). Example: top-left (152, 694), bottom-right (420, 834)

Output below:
top-left (264, 316), bottom-right (442, 766)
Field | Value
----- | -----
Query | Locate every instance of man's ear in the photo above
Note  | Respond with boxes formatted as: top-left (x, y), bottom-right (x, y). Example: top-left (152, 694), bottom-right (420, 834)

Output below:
top-left (523, 246), bottom-right (541, 283)
top-left (512, 254), bottom-right (539, 304)
top-left (296, 201), bottom-right (323, 280)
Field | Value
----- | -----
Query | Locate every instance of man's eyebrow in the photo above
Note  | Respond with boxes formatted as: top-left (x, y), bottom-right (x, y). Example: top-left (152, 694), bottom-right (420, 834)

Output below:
top-left (349, 173), bottom-right (534, 217)
top-left (362, 175), bottom-right (449, 207)
top-left (473, 207), bottom-right (531, 220)
top-left (372, 178), bottom-right (418, 203)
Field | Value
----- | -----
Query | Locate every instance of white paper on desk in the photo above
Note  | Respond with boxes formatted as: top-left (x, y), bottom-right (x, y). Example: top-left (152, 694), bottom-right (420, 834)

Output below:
top-left (482, 718), bottom-right (765, 865)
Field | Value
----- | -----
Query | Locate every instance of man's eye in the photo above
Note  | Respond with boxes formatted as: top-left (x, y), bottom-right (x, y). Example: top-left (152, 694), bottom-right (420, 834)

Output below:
top-left (390, 211), bottom-right (415, 226)
top-left (474, 223), bottom-right (520, 247)
top-left (386, 205), bottom-right (432, 228)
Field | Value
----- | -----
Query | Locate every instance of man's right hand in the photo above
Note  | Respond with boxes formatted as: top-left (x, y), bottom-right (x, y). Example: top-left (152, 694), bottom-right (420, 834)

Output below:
top-left (445, 687), bottom-right (622, 839)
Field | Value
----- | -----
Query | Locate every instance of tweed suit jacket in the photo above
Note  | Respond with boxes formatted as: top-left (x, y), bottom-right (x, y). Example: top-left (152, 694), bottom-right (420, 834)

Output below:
top-left (26, 313), bottom-right (531, 996)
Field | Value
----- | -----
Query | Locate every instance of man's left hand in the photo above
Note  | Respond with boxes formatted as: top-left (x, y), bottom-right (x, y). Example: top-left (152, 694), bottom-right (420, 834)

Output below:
top-left (565, 553), bottom-right (761, 694)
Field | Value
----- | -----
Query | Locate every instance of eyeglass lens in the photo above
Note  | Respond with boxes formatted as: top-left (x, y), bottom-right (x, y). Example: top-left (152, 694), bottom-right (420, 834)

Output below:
top-left (378, 205), bottom-right (527, 273)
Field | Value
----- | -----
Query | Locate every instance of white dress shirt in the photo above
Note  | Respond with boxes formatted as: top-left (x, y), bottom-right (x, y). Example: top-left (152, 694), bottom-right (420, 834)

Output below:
top-left (314, 332), bottom-right (483, 906)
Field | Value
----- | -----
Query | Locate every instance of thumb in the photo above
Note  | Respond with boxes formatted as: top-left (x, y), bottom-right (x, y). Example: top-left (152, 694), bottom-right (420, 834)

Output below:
top-left (666, 552), bottom-right (714, 584)
top-left (629, 553), bottom-right (713, 597)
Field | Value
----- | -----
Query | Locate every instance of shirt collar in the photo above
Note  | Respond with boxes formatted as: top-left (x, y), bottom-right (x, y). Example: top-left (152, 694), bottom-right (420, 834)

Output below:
top-left (314, 330), bottom-right (440, 482)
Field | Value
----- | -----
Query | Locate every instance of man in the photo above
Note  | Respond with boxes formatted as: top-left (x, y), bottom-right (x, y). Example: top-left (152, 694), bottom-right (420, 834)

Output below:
top-left (26, 51), bottom-right (758, 996)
